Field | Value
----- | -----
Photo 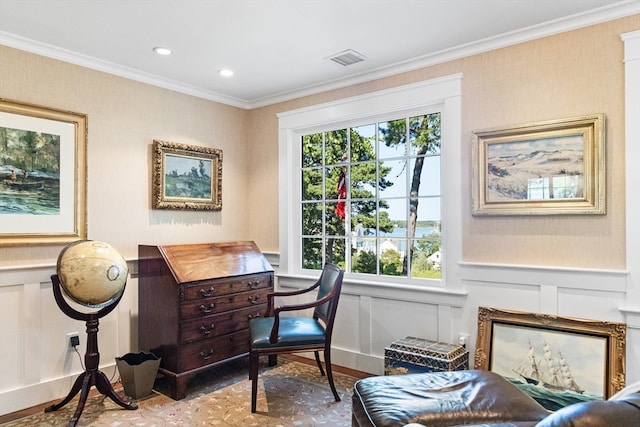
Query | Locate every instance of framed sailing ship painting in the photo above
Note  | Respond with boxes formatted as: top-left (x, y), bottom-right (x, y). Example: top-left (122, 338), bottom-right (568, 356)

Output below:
top-left (475, 307), bottom-right (626, 411)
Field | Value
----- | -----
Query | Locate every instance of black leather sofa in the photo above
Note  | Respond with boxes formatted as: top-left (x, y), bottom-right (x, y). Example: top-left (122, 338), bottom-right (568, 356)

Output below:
top-left (352, 370), bottom-right (640, 427)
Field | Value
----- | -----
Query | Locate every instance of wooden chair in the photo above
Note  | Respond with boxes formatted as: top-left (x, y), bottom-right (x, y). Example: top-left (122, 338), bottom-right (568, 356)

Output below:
top-left (248, 263), bottom-right (344, 412)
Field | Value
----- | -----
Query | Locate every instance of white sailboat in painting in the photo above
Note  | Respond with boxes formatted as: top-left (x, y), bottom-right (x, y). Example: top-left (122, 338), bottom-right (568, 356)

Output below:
top-left (513, 339), bottom-right (584, 394)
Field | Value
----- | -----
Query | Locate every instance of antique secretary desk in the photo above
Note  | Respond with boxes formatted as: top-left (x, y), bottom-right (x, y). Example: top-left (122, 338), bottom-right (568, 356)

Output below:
top-left (137, 241), bottom-right (274, 399)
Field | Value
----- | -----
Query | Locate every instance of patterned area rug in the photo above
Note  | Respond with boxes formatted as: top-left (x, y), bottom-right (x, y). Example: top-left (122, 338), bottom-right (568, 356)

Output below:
top-left (1, 358), bottom-right (357, 426)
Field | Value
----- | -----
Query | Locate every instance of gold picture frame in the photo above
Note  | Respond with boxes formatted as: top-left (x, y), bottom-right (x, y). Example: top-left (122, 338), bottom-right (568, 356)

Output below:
top-left (152, 140), bottom-right (222, 210)
top-left (472, 114), bottom-right (605, 215)
top-left (0, 98), bottom-right (87, 246)
top-left (474, 307), bottom-right (626, 411)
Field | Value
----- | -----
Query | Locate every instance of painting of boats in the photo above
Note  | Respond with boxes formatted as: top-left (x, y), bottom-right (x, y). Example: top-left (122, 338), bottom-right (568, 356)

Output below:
top-left (3, 179), bottom-right (45, 190)
top-left (0, 98), bottom-right (87, 245)
top-left (489, 322), bottom-right (607, 411)
top-left (0, 125), bottom-right (61, 215)
top-left (513, 339), bottom-right (584, 394)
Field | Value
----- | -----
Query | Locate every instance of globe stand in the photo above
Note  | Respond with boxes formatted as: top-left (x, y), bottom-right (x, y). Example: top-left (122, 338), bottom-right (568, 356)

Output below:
top-left (45, 274), bottom-right (137, 427)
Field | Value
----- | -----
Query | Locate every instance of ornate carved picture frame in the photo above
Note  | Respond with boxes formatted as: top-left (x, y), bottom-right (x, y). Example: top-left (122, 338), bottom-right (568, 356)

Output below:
top-left (475, 306), bottom-right (625, 411)
top-left (152, 140), bottom-right (222, 210)
top-left (472, 115), bottom-right (605, 215)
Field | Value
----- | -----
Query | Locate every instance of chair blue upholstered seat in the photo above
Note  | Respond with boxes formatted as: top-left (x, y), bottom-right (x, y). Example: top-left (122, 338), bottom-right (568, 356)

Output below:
top-left (250, 317), bottom-right (327, 348)
top-left (248, 263), bottom-right (344, 413)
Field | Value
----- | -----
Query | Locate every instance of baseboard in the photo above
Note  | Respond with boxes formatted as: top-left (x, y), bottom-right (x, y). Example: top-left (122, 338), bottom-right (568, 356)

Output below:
top-left (0, 362), bottom-right (119, 418)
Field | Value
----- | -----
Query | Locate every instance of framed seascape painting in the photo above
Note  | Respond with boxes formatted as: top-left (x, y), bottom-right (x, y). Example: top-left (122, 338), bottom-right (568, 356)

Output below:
top-left (475, 307), bottom-right (626, 411)
top-left (471, 115), bottom-right (605, 215)
top-left (152, 140), bottom-right (222, 210)
top-left (0, 99), bottom-right (87, 246)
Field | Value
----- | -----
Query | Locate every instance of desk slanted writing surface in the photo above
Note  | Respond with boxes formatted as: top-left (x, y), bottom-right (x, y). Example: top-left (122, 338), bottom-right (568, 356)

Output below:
top-left (138, 241), bottom-right (274, 400)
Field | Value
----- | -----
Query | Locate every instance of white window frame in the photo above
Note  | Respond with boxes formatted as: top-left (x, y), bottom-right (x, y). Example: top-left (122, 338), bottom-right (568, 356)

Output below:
top-left (278, 74), bottom-right (462, 288)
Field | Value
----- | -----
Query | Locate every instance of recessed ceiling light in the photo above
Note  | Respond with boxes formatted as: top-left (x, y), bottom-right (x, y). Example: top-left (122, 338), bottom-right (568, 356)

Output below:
top-left (153, 47), bottom-right (172, 56)
top-left (218, 69), bottom-right (234, 77)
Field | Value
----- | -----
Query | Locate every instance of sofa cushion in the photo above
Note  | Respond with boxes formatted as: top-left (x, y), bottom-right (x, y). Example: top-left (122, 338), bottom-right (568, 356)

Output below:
top-left (535, 392), bottom-right (640, 427)
top-left (352, 370), bottom-right (550, 427)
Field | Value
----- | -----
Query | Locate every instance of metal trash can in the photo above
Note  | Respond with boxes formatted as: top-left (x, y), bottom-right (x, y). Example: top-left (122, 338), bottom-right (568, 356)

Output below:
top-left (116, 352), bottom-right (161, 399)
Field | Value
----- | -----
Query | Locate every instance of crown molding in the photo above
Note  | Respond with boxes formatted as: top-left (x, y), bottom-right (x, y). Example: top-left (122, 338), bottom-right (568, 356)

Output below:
top-left (250, 0), bottom-right (640, 108)
top-left (0, 31), bottom-right (249, 109)
top-left (1, 1), bottom-right (638, 110)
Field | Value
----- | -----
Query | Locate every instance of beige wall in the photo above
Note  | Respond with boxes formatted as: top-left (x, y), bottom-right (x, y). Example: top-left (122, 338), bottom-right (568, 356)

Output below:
top-left (248, 15), bottom-right (639, 269)
top-left (0, 15), bottom-right (638, 269)
top-left (0, 46), bottom-right (250, 265)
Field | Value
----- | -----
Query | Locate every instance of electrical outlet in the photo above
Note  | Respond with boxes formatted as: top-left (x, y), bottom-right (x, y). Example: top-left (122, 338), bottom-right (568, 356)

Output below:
top-left (458, 332), bottom-right (469, 347)
top-left (67, 332), bottom-right (80, 349)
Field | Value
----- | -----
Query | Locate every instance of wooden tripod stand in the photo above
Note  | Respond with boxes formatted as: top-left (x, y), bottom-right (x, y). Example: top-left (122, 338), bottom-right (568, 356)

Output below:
top-left (45, 274), bottom-right (137, 427)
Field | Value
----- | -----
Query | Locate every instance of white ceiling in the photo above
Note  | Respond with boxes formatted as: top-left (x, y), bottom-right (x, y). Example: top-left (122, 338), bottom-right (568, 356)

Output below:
top-left (0, 0), bottom-right (638, 109)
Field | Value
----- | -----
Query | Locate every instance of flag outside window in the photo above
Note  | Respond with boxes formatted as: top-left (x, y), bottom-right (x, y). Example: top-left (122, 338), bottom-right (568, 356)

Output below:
top-left (335, 169), bottom-right (346, 219)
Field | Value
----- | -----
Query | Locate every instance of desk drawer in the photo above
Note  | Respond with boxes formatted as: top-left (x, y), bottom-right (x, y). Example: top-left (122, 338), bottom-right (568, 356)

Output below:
top-left (180, 304), bottom-right (266, 343)
top-left (182, 274), bottom-right (272, 302)
top-left (178, 330), bottom-right (249, 372)
top-left (180, 288), bottom-right (270, 320)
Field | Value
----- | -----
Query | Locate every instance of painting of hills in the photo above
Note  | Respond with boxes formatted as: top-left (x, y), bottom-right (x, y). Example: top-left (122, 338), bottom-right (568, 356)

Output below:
top-left (486, 135), bottom-right (584, 202)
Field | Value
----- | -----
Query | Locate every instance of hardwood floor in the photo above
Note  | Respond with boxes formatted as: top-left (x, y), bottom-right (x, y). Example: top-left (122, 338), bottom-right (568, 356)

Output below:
top-left (286, 354), bottom-right (372, 379)
top-left (0, 355), bottom-right (372, 424)
top-left (0, 399), bottom-right (69, 424)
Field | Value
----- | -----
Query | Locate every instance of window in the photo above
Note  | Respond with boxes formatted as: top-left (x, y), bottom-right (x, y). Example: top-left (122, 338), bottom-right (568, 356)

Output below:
top-left (300, 113), bottom-right (442, 279)
top-left (279, 74), bottom-right (462, 287)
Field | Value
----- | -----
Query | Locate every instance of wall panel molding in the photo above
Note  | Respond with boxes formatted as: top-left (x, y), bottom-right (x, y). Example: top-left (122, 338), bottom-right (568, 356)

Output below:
top-left (460, 261), bottom-right (627, 292)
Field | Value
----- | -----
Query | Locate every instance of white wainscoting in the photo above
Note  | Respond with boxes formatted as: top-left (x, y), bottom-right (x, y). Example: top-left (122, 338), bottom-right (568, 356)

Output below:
top-left (276, 273), bottom-right (467, 376)
top-left (0, 263), bottom-right (138, 416)
top-left (1, 256), bottom-right (639, 415)
top-left (277, 264), bottom-right (639, 383)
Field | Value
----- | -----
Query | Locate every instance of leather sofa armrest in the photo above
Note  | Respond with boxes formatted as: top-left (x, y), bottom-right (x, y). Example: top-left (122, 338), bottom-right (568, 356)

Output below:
top-left (535, 393), bottom-right (640, 427)
top-left (352, 370), bottom-right (549, 427)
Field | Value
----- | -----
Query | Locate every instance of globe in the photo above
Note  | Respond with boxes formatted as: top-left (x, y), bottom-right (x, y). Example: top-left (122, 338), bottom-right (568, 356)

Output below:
top-left (56, 240), bottom-right (129, 308)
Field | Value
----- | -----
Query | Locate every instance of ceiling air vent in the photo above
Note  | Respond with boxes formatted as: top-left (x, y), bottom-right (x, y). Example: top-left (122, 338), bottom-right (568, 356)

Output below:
top-left (328, 49), bottom-right (366, 66)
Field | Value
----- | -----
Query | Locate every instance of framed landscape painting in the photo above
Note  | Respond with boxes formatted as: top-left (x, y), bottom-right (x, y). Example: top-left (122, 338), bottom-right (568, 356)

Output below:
top-left (472, 115), bottom-right (605, 215)
top-left (475, 307), bottom-right (626, 411)
top-left (0, 98), bottom-right (87, 246)
top-left (152, 140), bottom-right (222, 210)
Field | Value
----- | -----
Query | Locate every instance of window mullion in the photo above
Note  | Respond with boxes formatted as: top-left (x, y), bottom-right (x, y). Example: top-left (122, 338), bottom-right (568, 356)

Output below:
top-left (295, 106), bottom-right (445, 281)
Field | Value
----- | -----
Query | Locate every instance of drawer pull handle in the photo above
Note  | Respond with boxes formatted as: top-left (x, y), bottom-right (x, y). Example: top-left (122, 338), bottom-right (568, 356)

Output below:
top-left (199, 303), bottom-right (215, 313)
top-left (200, 349), bottom-right (214, 360)
top-left (248, 295), bottom-right (260, 304)
top-left (199, 324), bottom-right (215, 335)
top-left (247, 280), bottom-right (260, 289)
top-left (200, 287), bottom-right (215, 298)
top-left (248, 313), bottom-right (261, 319)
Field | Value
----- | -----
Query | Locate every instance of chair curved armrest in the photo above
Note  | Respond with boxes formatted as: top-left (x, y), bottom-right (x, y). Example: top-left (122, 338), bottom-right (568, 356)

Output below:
top-left (266, 281), bottom-right (322, 315)
top-left (269, 281), bottom-right (321, 298)
top-left (269, 291), bottom-right (337, 343)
